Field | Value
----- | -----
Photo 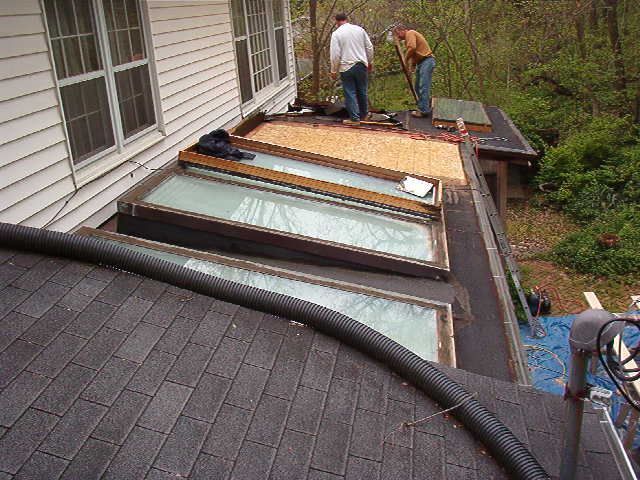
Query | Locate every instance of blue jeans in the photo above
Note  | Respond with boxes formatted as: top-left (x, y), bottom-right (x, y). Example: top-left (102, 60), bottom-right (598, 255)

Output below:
top-left (415, 56), bottom-right (435, 114)
top-left (340, 63), bottom-right (368, 121)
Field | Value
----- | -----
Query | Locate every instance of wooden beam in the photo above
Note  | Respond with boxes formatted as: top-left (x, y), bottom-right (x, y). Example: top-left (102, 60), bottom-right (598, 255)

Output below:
top-left (496, 161), bottom-right (508, 218)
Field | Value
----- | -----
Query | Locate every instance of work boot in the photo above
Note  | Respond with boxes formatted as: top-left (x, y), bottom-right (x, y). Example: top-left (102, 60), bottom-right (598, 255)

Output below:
top-left (411, 110), bottom-right (429, 118)
top-left (343, 119), bottom-right (361, 126)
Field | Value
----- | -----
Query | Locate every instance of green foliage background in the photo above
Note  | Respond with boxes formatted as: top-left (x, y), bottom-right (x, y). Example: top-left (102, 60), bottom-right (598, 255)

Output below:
top-left (293, 0), bottom-right (640, 277)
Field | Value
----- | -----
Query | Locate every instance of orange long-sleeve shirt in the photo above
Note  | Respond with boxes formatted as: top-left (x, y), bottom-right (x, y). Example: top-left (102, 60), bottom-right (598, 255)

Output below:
top-left (405, 30), bottom-right (433, 68)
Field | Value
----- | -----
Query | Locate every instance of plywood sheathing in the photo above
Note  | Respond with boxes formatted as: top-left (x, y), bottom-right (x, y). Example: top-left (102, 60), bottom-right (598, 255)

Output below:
top-left (247, 122), bottom-right (467, 185)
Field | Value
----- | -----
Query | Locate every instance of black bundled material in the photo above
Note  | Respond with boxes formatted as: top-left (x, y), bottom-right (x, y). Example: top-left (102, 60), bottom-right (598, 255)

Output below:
top-left (197, 129), bottom-right (255, 161)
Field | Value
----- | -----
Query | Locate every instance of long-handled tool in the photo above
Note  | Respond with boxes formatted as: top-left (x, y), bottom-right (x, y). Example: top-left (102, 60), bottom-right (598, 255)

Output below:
top-left (394, 35), bottom-right (418, 103)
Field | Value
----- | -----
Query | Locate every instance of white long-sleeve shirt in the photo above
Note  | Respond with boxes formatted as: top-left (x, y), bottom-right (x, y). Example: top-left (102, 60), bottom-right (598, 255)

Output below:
top-left (330, 23), bottom-right (374, 73)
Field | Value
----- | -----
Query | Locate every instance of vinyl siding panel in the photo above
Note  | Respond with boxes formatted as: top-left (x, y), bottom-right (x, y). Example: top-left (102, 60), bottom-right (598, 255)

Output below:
top-left (0, 88), bottom-right (58, 123)
top-left (157, 51), bottom-right (235, 87)
top-left (0, 52), bottom-right (52, 80)
top-left (0, 106), bottom-right (61, 145)
top-left (152, 23), bottom-right (228, 47)
top-left (160, 56), bottom-right (235, 98)
top-left (0, 124), bottom-right (66, 167)
top-left (0, 0), bottom-right (296, 231)
top-left (0, 0), bottom-right (74, 226)
top-left (0, 0), bottom-right (40, 16)
top-left (0, 32), bottom-right (48, 58)
top-left (0, 142), bottom-right (68, 190)
top-left (148, 3), bottom-right (227, 22)
top-left (0, 14), bottom-right (45, 37)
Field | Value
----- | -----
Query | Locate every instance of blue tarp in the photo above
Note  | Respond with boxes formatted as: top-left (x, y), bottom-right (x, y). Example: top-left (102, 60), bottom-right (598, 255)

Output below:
top-left (520, 315), bottom-right (640, 448)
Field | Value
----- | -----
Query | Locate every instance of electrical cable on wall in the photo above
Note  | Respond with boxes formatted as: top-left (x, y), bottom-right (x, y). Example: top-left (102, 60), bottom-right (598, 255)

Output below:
top-left (41, 159), bottom-right (170, 229)
top-left (597, 316), bottom-right (640, 412)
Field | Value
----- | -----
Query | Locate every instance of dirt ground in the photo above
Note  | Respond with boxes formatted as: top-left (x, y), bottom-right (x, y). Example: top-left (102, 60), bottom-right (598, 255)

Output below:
top-left (506, 200), bottom-right (640, 314)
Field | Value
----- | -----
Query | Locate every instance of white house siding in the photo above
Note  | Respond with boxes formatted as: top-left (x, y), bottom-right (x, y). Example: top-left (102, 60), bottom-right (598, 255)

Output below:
top-left (0, 0), bottom-right (297, 232)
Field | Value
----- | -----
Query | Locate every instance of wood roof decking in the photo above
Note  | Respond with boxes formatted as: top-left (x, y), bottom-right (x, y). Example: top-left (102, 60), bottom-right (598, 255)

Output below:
top-left (245, 121), bottom-right (467, 185)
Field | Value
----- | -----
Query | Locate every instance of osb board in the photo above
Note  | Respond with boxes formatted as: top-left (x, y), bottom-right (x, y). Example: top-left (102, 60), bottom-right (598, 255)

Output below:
top-left (247, 122), bottom-right (467, 185)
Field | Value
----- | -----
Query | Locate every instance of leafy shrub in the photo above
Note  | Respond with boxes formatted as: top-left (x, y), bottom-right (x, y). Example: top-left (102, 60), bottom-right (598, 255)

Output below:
top-left (544, 144), bottom-right (640, 223)
top-left (536, 115), bottom-right (636, 186)
top-left (552, 206), bottom-right (640, 276)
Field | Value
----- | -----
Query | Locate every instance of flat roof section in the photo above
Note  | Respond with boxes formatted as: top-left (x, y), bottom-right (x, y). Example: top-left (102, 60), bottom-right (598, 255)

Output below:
top-left (244, 121), bottom-right (467, 184)
top-left (233, 116), bottom-right (513, 380)
top-left (78, 228), bottom-right (455, 364)
top-left (118, 168), bottom-right (450, 278)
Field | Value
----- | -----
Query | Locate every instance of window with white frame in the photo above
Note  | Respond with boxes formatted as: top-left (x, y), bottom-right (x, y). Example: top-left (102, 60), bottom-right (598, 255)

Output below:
top-left (231, 0), bottom-right (288, 104)
top-left (44, 0), bottom-right (156, 166)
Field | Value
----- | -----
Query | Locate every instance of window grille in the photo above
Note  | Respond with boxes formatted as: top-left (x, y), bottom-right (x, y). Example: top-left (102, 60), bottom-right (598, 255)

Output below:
top-left (44, 0), bottom-right (156, 166)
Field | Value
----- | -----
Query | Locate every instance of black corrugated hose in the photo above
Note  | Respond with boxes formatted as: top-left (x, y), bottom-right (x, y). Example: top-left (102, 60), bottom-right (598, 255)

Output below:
top-left (0, 222), bottom-right (548, 479)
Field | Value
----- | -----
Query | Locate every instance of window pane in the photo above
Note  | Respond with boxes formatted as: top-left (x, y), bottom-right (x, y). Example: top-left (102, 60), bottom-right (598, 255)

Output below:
top-left (113, 0), bottom-right (128, 29)
top-left (44, 0), bottom-right (101, 79)
top-left (62, 37), bottom-right (83, 77)
top-left (275, 28), bottom-right (287, 80)
top-left (117, 30), bottom-right (131, 64)
top-left (80, 35), bottom-right (101, 72)
top-left (130, 28), bottom-right (144, 61)
top-left (51, 39), bottom-right (66, 78)
top-left (245, 0), bottom-right (273, 94)
top-left (60, 77), bottom-right (115, 164)
top-left (272, 0), bottom-right (283, 28)
top-left (125, 0), bottom-right (140, 27)
top-left (75, 0), bottom-right (93, 33)
top-left (104, 0), bottom-right (147, 66)
top-left (236, 39), bottom-right (253, 102)
top-left (115, 64), bottom-right (155, 138)
top-left (104, 0), bottom-right (115, 30)
top-left (68, 118), bottom-right (92, 161)
top-left (231, 0), bottom-right (246, 37)
top-left (56, 0), bottom-right (76, 36)
top-left (45, 0), bottom-right (58, 37)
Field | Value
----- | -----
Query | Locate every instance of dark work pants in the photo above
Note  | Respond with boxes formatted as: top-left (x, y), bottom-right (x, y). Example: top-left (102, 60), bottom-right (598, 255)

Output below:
top-left (415, 56), bottom-right (436, 114)
top-left (340, 62), bottom-right (368, 121)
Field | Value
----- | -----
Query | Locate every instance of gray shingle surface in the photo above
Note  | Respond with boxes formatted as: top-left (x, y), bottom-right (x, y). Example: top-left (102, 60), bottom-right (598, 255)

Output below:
top-left (0, 252), bottom-right (624, 479)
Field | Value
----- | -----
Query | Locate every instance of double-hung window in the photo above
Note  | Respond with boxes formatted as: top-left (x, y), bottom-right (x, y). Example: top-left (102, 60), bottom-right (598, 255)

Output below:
top-left (231, 0), bottom-right (289, 104)
top-left (44, 0), bottom-right (156, 167)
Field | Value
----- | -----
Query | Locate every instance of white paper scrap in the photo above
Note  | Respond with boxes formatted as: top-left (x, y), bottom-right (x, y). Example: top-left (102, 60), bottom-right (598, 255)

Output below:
top-left (397, 176), bottom-right (434, 198)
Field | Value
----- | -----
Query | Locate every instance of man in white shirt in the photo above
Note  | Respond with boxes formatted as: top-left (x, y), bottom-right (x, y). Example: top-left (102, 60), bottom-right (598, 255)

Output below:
top-left (330, 13), bottom-right (374, 125)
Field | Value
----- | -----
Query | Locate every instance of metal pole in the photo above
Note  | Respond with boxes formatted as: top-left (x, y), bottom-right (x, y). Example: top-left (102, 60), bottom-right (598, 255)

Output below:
top-left (559, 351), bottom-right (588, 480)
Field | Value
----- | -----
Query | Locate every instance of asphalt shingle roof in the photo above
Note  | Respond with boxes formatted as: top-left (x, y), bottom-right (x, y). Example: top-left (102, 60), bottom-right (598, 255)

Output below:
top-left (0, 249), bottom-right (622, 479)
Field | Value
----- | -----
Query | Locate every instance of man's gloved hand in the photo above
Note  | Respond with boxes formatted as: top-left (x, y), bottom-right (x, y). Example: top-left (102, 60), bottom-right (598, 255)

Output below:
top-left (330, 72), bottom-right (337, 80)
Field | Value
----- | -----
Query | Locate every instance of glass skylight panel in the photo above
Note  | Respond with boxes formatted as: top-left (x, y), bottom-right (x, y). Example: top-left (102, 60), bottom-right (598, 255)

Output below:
top-left (143, 175), bottom-right (435, 262)
top-left (102, 239), bottom-right (439, 360)
top-left (215, 149), bottom-right (436, 205)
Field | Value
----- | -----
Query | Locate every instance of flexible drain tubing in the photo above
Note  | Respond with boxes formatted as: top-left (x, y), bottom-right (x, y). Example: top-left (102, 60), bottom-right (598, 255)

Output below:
top-left (0, 222), bottom-right (548, 479)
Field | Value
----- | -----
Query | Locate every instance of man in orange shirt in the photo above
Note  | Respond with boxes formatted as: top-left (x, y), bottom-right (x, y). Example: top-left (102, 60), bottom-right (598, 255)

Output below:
top-left (394, 25), bottom-right (436, 118)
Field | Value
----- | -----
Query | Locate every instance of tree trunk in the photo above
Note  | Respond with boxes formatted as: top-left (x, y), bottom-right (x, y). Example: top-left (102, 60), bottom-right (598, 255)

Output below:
top-left (310, 0), bottom-right (320, 98)
top-left (575, 0), bottom-right (599, 115)
top-left (589, 0), bottom-right (599, 29)
top-left (604, 0), bottom-right (627, 96)
top-left (462, 0), bottom-right (485, 96)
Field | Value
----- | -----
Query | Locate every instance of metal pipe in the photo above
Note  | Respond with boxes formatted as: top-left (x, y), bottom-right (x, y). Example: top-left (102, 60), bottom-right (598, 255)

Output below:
top-left (559, 350), bottom-right (588, 480)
